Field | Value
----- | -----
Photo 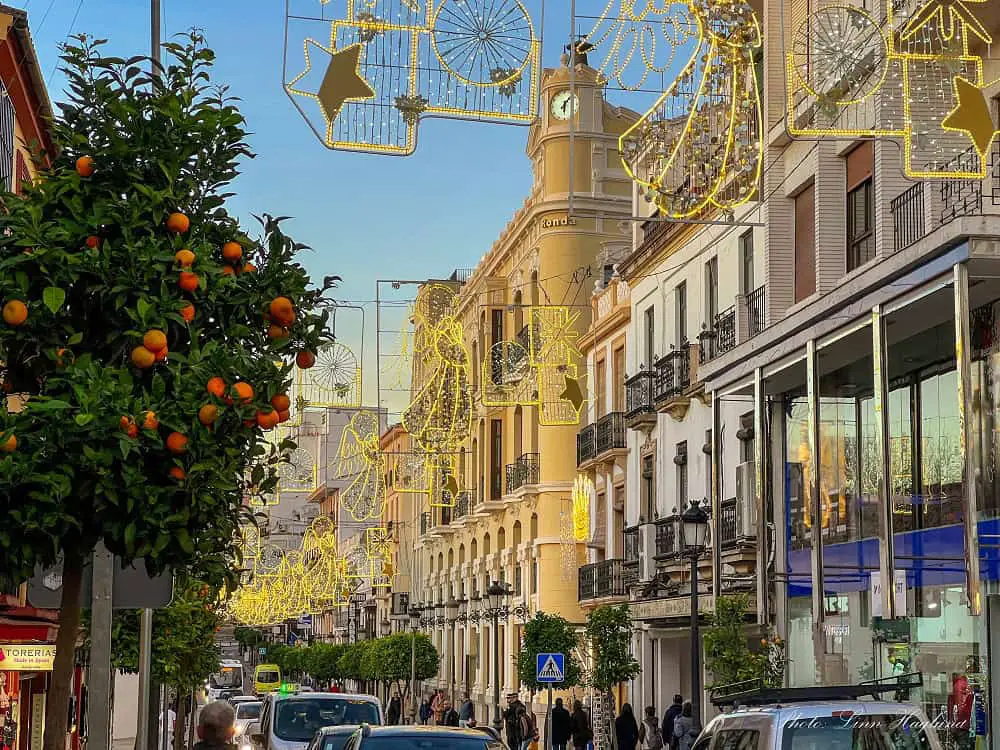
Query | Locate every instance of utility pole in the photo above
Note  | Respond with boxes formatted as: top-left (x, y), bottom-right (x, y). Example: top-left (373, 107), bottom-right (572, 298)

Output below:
top-left (88, 545), bottom-right (115, 750)
top-left (151, 0), bottom-right (161, 70)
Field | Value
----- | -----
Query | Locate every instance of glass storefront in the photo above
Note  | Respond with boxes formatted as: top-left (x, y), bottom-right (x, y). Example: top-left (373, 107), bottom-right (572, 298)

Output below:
top-left (777, 273), bottom-right (995, 749)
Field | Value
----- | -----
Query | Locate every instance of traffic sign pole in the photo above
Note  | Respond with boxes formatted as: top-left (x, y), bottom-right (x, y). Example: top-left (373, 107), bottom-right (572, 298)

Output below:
top-left (546, 687), bottom-right (553, 750)
top-left (88, 544), bottom-right (114, 750)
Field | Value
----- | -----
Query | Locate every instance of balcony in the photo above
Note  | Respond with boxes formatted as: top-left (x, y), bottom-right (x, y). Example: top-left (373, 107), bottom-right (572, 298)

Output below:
top-left (654, 515), bottom-right (680, 560)
top-left (448, 268), bottom-right (474, 284)
top-left (624, 369), bottom-right (656, 428)
top-left (715, 307), bottom-right (736, 356)
top-left (420, 511), bottom-right (431, 536)
top-left (576, 422), bottom-right (596, 466)
top-left (891, 182), bottom-right (925, 252)
top-left (595, 412), bottom-right (626, 454)
top-left (505, 453), bottom-right (540, 494)
top-left (746, 285), bottom-right (765, 338)
top-left (578, 559), bottom-right (629, 602)
top-left (719, 498), bottom-right (738, 549)
top-left (654, 348), bottom-right (693, 418)
top-left (452, 491), bottom-right (470, 522)
top-left (592, 278), bottom-right (631, 329)
top-left (623, 527), bottom-right (640, 584)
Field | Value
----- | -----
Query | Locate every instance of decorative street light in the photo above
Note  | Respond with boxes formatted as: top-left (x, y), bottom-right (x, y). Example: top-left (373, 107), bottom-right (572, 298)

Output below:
top-left (380, 619), bottom-right (392, 638)
top-left (477, 581), bottom-right (530, 731)
top-left (446, 597), bottom-right (462, 699)
top-left (408, 605), bottom-right (422, 724)
top-left (676, 498), bottom-right (710, 730)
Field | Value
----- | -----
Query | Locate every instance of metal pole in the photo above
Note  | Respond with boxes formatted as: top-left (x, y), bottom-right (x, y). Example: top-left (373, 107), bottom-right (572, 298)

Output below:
top-left (160, 688), bottom-right (170, 750)
top-left (410, 630), bottom-right (417, 724)
top-left (546, 687), bottom-right (553, 750)
top-left (690, 555), bottom-right (701, 732)
top-left (88, 544), bottom-right (115, 750)
top-left (151, 0), bottom-right (161, 69)
top-left (137, 609), bottom-right (155, 750)
top-left (492, 616), bottom-right (502, 731)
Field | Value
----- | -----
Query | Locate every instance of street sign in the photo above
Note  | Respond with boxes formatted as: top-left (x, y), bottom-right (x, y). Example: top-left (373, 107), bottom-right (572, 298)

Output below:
top-left (26, 556), bottom-right (173, 609)
top-left (258, 647), bottom-right (267, 656)
top-left (536, 653), bottom-right (565, 683)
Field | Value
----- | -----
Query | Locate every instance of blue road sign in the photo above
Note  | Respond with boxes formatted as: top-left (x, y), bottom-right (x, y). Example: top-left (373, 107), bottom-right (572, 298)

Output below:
top-left (536, 653), bottom-right (565, 683)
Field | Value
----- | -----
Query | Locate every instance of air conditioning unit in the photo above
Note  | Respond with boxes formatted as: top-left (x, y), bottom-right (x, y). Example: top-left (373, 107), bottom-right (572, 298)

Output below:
top-left (735, 461), bottom-right (757, 540)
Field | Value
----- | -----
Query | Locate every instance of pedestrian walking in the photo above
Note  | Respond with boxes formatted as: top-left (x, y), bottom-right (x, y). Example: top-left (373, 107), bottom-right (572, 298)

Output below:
top-left (551, 697), bottom-right (572, 750)
top-left (193, 701), bottom-right (236, 750)
top-left (616, 704), bottom-right (640, 750)
top-left (638, 706), bottom-right (664, 750)
top-left (661, 695), bottom-right (683, 750)
top-left (672, 702), bottom-right (697, 750)
top-left (571, 700), bottom-right (593, 750)
top-left (419, 697), bottom-right (433, 725)
top-left (444, 703), bottom-right (461, 727)
top-left (516, 705), bottom-right (538, 750)
top-left (431, 690), bottom-right (447, 725)
top-left (459, 693), bottom-right (475, 728)
top-left (503, 693), bottom-right (527, 749)
top-left (387, 693), bottom-right (402, 725)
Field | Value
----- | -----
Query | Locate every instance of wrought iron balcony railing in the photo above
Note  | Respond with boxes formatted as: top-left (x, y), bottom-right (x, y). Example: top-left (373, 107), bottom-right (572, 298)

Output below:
top-left (746, 285), bottom-right (765, 338)
top-left (719, 498), bottom-right (738, 549)
top-left (578, 559), bottom-right (629, 601)
top-left (577, 422), bottom-right (596, 466)
top-left (654, 515), bottom-right (680, 559)
top-left (715, 307), bottom-right (736, 356)
top-left (654, 349), bottom-right (689, 402)
top-left (625, 370), bottom-right (655, 421)
top-left (595, 411), bottom-right (626, 454)
top-left (505, 453), bottom-right (540, 493)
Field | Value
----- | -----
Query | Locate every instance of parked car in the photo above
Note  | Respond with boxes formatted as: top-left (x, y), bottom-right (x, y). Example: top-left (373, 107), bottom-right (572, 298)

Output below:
top-left (235, 701), bottom-right (264, 742)
top-left (341, 726), bottom-right (504, 750)
top-left (306, 725), bottom-right (361, 750)
top-left (252, 691), bottom-right (383, 750)
top-left (703, 675), bottom-right (942, 750)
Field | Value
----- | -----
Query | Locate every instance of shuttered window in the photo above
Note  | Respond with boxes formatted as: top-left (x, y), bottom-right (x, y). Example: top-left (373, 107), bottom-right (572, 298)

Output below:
top-left (0, 83), bottom-right (15, 192)
top-left (846, 142), bottom-right (875, 271)
top-left (794, 184), bottom-right (816, 302)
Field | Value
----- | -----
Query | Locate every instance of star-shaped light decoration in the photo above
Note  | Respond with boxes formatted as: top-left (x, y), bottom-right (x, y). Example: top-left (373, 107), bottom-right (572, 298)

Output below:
top-left (285, 41), bottom-right (375, 146)
top-left (941, 76), bottom-right (1000, 158)
top-left (559, 374), bottom-right (585, 413)
top-left (443, 473), bottom-right (459, 499)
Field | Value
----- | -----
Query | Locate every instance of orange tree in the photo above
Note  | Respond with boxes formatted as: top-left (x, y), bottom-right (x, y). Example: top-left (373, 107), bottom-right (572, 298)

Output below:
top-left (0, 33), bottom-right (332, 750)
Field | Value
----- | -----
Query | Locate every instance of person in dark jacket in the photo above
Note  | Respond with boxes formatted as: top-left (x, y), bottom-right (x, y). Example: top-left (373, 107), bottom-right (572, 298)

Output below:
top-left (419, 697), bottom-right (433, 725)
top-left (616, 704), bottom-right (640, 750)
top-left (194, 701), bottom-right (236, 750)
top-left (571, 700), bottom-right (592, 750)
top-left (661, 695), bottom-right (684, 750)
top-left (459, 694), bottom-right (475, 728)
top-left (503, 693), bottom-right (527, 749)
top-left (551, 697), bottom-right (573, 750)
top-left (444, 705), bottom-right (461, 727)
top-left (386, 694), bottom-right (402, 725)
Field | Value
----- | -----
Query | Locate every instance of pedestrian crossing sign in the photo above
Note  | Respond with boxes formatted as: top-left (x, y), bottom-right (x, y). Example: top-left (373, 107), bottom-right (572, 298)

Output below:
top-left (536, 653), bottom-right (565, 683)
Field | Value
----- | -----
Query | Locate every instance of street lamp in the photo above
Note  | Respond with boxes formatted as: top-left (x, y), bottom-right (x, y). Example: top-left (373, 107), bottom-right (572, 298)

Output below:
top-left (480, 580), bottom-right (511, 732)
top-left (446, 597), bottom-right (461, 700)
top-left (408, 605), bottom-right (421, 724)
top-left (676, 498), bottom-right (710, 730)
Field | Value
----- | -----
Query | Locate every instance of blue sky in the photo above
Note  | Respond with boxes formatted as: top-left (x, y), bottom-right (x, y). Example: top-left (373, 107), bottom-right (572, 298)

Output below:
top-left (21, 0), bottom-right (578, 304)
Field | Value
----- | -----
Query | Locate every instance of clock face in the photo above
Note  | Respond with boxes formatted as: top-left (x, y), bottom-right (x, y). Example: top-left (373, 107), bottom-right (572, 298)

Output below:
top-left (551, 91), bottom-right (579, 120)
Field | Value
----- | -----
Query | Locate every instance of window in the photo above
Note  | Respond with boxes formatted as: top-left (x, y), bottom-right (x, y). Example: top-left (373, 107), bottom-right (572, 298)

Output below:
top-left (705, 256), bottom-right (718, 323)
top-left (274, 698), bottom-right (379, 742)
top-left (641, 453), bottom-right (656, 521)
top-left (490, 309), bottom-right (504, 384)
top-left (603, 263), bottom-right (615, 285)
top-left (676, 441), bottom-right (688, 510)
top-left (794, 184), bottom-right (816, 301)
top-left (781, 714), bottom-right (933, 750)
top-left (739, 411), bottom-right (754, 463)
top-left (490, 419), bottom-right (503, 500)
top-left (675, 282), bottom-right (687, 345)
top-left (596, 358), bottom-right (607, 417)
top-left (612, 346), bottom-right (625, 412)
top-left (716, 730), bottom-right (760, 750)
top-left (739, 230), bottom-right (754, 295)
top-left (644, 306), bottom-right (656, 366)
top-left (847, 142), bottom-right (875, 270)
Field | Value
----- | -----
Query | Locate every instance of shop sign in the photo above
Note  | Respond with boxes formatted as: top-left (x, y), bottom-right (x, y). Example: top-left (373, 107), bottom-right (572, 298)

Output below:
top-left (539, 215), bottom-right (578, 229)
top-left (630, 596), bottom-right (716, 620)
top-left (0, 644), bottom-right (56, 672)
top-left (29, 694), bottom-right (44, 750)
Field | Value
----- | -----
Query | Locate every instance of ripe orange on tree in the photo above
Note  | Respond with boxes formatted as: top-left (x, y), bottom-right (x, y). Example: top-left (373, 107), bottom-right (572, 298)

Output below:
top-left (296, 350), bottom-right (316, 369)
top-left (242, 263), bottom-right (256, 273)
top-left (180, 303), bottom-right (196, 322)
top-left (166, 432), bottom-right (188, 455)
top-left (222, 241), bottom-right (242, 262)
top-left (233, 382), bottom-right (254, 404)
top-left (143, 330), bottom-right (168, 353)
top-left (165, 212), bottom-right (190, 234)
top-left (142, 411), bottom-right (159, 430)
top-left (256, 409), bottom-right (279, 429)
top-left (55, 348), bottom-right (71, 367)
top-left (119, 416), bottom-right (138, 439)
top-left (277, 409), bottom-right (290, 423)
top-left (222, 265), bottom-right (236, 276)
top-left (153, 347), bottom-right (168, 362)
top-left (0, 434), bottom-right (16, 453)
top-left (168, 466), bottom-right (186, 481)
top-left (269, 297), bottom-right (295, 326)
top-left (267, 324), bottom-right (288, 340)
top-left (175, 249), bottom-right (196, 267)
top-left (130, 346), bottom-right (156, 369)
top-left (271, 394), bottom-right (291, 412)
top-left (206, 377), bottom-right (226, 398)
top-left (75, 156), bottom-right (95, 177)
top-left (85, 235), bottom-right (101, 249)
top-left (178, 272), bottom-right (199, 292)
top-left (3, 300), bottom-right (27, 327)
top-left (198, 404), bottom-right (219, 426)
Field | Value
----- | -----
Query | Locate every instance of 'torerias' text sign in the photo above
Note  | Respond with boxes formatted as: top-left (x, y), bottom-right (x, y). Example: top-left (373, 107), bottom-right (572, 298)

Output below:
top-left (0, 644), bottom-right (56, 671)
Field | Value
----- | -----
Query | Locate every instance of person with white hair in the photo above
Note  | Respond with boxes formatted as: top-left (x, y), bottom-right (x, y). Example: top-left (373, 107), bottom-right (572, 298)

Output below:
top-left (195, 700), bottom-right (236, 750)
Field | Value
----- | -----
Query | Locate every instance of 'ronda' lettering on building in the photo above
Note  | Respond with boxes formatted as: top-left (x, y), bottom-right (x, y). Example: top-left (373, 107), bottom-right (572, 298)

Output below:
top-left (540, 216), bottom-right (578, 228)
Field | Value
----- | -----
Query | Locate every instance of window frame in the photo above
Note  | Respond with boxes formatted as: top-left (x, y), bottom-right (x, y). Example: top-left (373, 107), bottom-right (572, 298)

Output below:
top-left (847, 177), bottom-right (875, 271)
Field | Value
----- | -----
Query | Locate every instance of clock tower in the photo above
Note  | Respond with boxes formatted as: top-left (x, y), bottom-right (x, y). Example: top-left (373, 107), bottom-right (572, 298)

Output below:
top-left (526, 58), bottom-right (637, 201)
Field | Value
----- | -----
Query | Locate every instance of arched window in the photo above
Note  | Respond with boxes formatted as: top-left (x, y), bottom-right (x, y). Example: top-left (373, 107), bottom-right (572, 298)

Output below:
top-left (448, 548), bottom-right (454, 568)
top-left (437, 552), bottom-right (443, 571)
top-left (498, 526), bottom-right (506, 549)
top-left (483, 532), bottom-right (491, 556)
top-left (471, 538), bottom-right (478, 559)
top-left (459, 543), bottom-right (466, 565)
top-left (513, 520), bottom-right (522, 549)
top-left (513, 290), bottom-right (523, 334)
top-left (530, 512), bottom-right (538, 538)
top-left (530, 270), bottom-right (539, 306)
top-left (513, 406), bottom-right (523, 458)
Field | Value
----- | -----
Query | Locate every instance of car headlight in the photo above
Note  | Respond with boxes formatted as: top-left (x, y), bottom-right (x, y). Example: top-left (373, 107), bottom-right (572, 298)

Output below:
top-left (235, 722), bottom-right (246, 735)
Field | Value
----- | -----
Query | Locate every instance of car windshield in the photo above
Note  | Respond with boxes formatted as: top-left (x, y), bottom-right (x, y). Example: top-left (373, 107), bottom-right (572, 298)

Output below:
top-left (359, 738), bottom-right (501, 750)
top-left (322, 734), bottom-right (355, 750)
top-left (236, 704), bottom-right (261, 720)
top-left (782, 714), bottom-right (934, 750)
top-left (274, 699), bottom-right (380, 742)
top-left (257, 671), bottom-right (279, 684)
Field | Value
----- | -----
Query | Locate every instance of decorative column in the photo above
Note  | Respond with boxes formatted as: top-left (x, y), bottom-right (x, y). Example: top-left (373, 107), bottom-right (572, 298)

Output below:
top-left (872, 304), bottom-right (896, 617)
top-left (806, 340), bottom-right (826, 684)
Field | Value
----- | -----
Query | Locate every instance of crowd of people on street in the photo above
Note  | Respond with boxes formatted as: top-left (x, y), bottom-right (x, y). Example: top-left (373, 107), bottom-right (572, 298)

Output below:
top-left (613, 695), bottom-right (697, 750)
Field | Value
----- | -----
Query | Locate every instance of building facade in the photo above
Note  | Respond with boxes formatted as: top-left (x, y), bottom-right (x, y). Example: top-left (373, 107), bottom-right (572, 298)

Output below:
top-left (407, 58), bottom-right (637, 724)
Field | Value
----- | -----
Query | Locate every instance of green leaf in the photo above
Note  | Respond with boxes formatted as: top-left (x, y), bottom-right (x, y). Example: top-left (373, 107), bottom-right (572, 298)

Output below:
top-left (74, 413), bottom-right (95, 427)
top-left (124, 523), bottom-right (136, 552)
top-left (176, 529), bottom-right (194, 554)
top-left (137, 297), bottom-right (151, 324)
top-left (68, 332), bottom-right (84, 345)
top-left (29, 399), bottom-right (72, 411)
top-left (42, 287), bottom-right (66, 314)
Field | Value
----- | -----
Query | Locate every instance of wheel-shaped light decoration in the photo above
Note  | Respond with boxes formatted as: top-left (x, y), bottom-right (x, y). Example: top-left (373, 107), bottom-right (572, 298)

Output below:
top-left (793, 5), bottom-right (888, 105)
top-left (300, 341), bottom-right (361, 407)
top-left (431, 0), bottom-right (535, 86)
top-left (277, 447), bottom-right (316, 490)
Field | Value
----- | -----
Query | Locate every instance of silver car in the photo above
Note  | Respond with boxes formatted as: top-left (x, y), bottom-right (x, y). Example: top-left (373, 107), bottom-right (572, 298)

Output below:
top-left (253, 692), bottom-right (383, 750)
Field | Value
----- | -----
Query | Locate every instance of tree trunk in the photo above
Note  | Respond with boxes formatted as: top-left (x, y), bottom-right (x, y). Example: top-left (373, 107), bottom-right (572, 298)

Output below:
top-left (174, 692), bottom-right (187, 750)
top-left (42, 553), bottom-right (84, 750)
